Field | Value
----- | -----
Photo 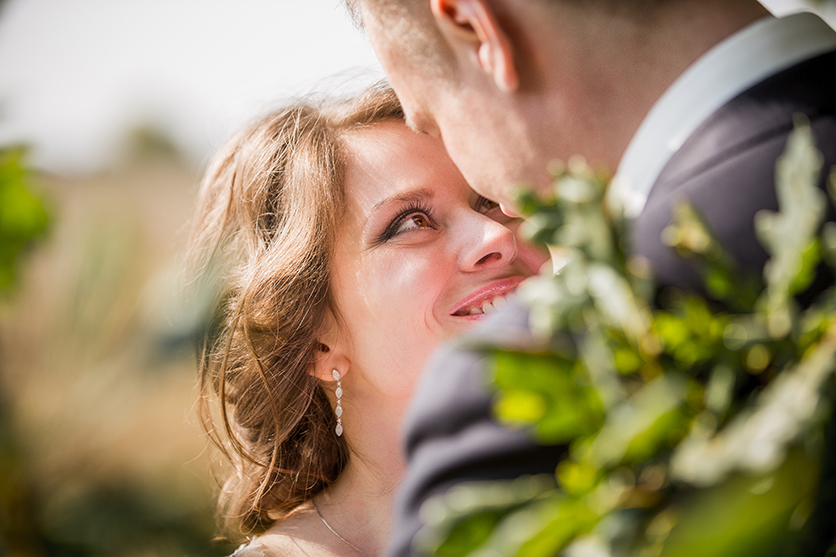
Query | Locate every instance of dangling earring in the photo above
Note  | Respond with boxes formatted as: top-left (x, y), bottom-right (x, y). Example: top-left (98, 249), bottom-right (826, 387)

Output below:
top-left (332, 369), bottom-right (344, 437)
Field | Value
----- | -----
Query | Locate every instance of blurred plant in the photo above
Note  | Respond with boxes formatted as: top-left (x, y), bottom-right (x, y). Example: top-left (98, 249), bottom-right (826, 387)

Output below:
top-left (0, 147), bottom-right (49, 293)
top-left (0, 145), bottom-right (235, 556)
top-left (415, 119), bottom-right (836, 557)
top-left (0, 146), bottom-right (49, 556)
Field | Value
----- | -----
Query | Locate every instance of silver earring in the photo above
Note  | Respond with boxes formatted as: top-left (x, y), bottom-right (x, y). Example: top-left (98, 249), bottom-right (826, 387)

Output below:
top-left (332, 369), bottom-right (344, 437)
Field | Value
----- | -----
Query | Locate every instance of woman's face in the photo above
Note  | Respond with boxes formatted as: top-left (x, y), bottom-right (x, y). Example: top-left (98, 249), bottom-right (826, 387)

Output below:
top-left (327, 122), bottom-right (549, 405)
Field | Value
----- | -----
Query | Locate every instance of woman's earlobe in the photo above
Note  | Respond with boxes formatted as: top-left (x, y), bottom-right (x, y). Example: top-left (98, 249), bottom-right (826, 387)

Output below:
top-left (311, 309), bottom-right (349, 380)
top-left (311, 335), bottom-right (351, 382)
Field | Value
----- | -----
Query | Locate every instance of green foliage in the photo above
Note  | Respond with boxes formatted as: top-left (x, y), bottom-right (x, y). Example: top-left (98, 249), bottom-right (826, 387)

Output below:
top-left (416, 122), bottom-right (836, 556)
top-left (493, 350), bottom-right (605, 443)
top-left (0, 148), bottom-right (49, 292)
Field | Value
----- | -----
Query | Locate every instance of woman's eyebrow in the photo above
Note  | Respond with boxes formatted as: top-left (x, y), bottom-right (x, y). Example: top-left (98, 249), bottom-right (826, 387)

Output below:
top-left (370, 187), bottom-right (434, 213)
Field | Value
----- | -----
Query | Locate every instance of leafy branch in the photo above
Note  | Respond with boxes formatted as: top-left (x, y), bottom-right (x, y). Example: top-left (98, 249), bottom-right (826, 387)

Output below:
top-left (416, 120), bottom-right (836, 557)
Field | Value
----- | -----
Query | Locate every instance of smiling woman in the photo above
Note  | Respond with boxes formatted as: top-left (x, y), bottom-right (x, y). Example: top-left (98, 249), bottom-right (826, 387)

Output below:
top-left (186, 84), bottom-right (547, 557)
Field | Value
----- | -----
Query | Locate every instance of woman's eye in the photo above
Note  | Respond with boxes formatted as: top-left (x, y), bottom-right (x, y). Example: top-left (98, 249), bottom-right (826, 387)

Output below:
top-left (394, 213), bottom-right (432, 234)
top-left (374, 203), bottom-right (437, 245)
top-left (477, 197), bottom-right (500, 213)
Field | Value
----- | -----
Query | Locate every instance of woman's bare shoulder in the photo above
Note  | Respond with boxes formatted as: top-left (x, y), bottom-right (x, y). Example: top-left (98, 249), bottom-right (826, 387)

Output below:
top-left (228, 506), bottom-right (328, 557)
top-left (229, 538), bottom-right (271, 557)
top-left (228, 535), bottom-right (306, 557)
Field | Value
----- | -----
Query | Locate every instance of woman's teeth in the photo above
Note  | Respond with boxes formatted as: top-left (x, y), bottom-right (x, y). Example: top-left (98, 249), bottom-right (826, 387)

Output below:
top-left (467, 295), bottom-right (508, 315)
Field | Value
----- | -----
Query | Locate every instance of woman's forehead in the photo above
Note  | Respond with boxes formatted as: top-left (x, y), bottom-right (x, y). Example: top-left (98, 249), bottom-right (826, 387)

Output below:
top-left (343, 121), bottom-right (430, 163)
top-left (342, 122), bottom-right (454, 203)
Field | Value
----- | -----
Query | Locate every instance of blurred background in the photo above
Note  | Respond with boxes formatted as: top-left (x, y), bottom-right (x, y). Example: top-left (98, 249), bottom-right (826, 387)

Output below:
top-left (0, 0), bottom-right (832, 556)
top-left (0, 1), bottom-right (381, 555)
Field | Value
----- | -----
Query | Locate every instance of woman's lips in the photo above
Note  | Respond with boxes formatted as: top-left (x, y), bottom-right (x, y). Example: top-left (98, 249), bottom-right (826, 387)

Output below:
top-left (451, 277), bottom-right (525, 317)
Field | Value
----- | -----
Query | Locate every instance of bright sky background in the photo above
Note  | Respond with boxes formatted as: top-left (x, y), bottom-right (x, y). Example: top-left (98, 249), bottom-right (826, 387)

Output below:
top-left (0, 0), bottom-right (383, 173)
top-left (0, 0), bottom-right (831, 174)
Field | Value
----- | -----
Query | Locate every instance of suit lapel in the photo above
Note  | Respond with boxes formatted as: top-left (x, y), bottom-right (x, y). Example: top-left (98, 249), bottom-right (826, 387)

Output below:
top-left (647, 48), bottom-right (836, 208)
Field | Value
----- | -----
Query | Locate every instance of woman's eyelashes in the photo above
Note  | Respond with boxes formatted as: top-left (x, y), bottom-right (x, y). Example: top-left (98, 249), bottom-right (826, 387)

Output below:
top-left (372, 196), bottom-right (499, 246)
top-left (476, 196), bottom-right (500, 214)
top-left (376, 201), bottom-right (436, 244)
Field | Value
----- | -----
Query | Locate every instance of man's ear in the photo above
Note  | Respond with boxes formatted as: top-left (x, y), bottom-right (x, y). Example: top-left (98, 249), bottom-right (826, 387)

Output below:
top-left (311, 311), bottom-right (351, 382)
top-left (430, 0), bottom-right (519, 92)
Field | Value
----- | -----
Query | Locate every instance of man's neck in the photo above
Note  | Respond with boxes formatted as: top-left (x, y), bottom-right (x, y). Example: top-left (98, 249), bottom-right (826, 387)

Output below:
top-left (526, 0), bottom-right (771, 174)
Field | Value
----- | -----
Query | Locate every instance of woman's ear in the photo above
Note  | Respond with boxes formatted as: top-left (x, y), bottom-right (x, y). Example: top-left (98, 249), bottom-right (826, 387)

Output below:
top-left (430, 0), bottom-right (519, 92)
top-left (311, 311), bottom-right (351, 382)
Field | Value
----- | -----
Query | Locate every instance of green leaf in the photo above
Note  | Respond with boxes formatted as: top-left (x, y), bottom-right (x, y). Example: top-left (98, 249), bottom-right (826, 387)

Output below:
top-left (704, 364), bottom-right (736, 416)
top-left (661, 447), bottom-right (819, 557)
top-left (556, 460), bottom-right (601, 498)
top-left (654, 312), bottom-right (691, 350)
top-left (704, 266), bottom-right (736, 300)
top-left (671, 318), bottom-right (836, 486)
top-left (756, 120), bottom-right (827, 338)
top-left (663, 199), bottom-right (762, 309)
top-left (821, 221), bottom-right (836, 268)
top-left (0, 149), bottom-right (49, 291)
top-left (582, 373), bottom-right (691, 468)
top-left (586, 262), bottom-right (650, 342)
top-left (496, 390), bottom-right (548, 424)
top-left (789, 239), bottom-right (821, 295)
top-left (442, 492), bottom-right (600, 557)
top-left (416, 476), bottom-right (557, 557)
top-left (613, 346), bottom-right (642, 375)
top-left (434, 510), bottom-right (511, 556)
top-left (516, 497), bottom-right (599, 557)
top-left (492, 351), bottom-right (605, 444)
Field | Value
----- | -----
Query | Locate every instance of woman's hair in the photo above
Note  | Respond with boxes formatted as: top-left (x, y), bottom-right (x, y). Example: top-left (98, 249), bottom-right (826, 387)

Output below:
top-left (187, 84), bottom-right (403, 536)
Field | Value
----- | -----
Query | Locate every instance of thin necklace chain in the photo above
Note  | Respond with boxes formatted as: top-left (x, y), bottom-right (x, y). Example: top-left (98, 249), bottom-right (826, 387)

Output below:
top-left (312, 499), bottom-right (373, 557)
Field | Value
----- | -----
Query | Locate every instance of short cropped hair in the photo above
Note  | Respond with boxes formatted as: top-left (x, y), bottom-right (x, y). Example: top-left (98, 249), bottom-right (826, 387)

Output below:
top-left (346, 0), bottom-right (677, 78)
top-left (344, 0), bottom-right (456, 78)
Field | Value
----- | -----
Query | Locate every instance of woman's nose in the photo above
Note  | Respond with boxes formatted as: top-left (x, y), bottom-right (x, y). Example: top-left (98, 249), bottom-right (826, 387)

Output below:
top-left (457, 214), bottom-right (519, 272)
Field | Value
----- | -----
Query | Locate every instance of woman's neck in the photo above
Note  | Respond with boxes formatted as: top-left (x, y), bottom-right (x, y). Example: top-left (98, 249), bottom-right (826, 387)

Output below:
top-left (312, 408), bottom-right (407, 556)
top-left (256, 427), bottom-right (405, 557)
top-left (256, 385), bottom-right (410, 555)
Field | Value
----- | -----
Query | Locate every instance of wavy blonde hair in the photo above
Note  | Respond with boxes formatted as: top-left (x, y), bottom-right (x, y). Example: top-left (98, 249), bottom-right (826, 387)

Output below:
top-left (187, 84), bottom-right (403, 537)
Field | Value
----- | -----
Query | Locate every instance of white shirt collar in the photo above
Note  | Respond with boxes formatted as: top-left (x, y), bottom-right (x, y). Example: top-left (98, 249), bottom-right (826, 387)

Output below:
top-left (611, 11), bottom-right (836, 219)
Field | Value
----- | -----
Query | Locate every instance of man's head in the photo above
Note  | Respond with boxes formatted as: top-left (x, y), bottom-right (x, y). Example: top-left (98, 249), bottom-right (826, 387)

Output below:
top-left (351, 0), bottom-right (767, 213)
